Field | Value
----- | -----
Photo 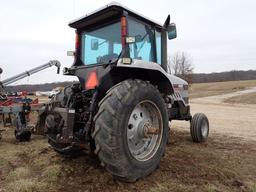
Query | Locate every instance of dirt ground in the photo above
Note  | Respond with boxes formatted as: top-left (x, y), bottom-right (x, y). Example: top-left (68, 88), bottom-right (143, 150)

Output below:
top-left (0, 82), bottom-right (256, 192)
top-left (174, 87), bottom-right (256, 142)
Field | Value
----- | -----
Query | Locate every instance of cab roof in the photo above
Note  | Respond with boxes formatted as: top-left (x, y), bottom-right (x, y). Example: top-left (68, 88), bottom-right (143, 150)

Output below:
top-left (69, 2), bottom-right (164, 29)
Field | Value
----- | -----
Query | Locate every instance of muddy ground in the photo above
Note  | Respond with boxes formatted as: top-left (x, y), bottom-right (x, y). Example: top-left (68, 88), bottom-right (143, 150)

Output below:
top-left (0, 86), bottom-right (256, 192)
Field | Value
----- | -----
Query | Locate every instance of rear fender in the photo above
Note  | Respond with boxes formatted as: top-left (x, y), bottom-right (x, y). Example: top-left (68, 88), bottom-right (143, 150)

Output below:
top-left (115, 59), bottom-right (174, 94)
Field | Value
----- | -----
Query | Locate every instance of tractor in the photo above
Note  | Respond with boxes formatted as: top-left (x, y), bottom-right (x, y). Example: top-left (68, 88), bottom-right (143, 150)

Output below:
top-left (36, 2), bottom-right (209, 182)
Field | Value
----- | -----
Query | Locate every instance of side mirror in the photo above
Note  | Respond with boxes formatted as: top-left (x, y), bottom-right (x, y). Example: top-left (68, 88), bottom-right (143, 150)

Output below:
top-left (91, 39), bottom-right (99, 50)
top-left (0, 68), bottom-right (2, 74)
top-left (167, 23), bottom-right (177, 40)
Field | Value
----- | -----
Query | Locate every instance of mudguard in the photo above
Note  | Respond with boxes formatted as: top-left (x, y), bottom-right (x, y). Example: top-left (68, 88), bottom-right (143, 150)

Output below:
top-left (117, 59), bottom-right (188, 99)
top-left (117, 59), bottom-right (175, 94)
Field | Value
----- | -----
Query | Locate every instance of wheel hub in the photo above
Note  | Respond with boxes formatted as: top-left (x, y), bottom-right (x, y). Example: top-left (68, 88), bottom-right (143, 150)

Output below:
top-left (137, 121), bottom-right (159, 138)
top-left (127, 100), bottom-right (163, 162)
top-left (201, 120), bottom-right (209, 137)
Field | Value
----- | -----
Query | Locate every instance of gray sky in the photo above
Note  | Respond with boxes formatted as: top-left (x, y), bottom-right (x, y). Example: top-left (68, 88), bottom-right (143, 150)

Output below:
top-left (0, 0), bottom-right (256, 84)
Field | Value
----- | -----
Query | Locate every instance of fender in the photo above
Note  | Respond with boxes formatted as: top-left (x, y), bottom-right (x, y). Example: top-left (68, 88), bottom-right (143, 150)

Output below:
top-left (116, 59), bottom-right (175, 94)
top-left (116, 59), bottom-right (189, 103)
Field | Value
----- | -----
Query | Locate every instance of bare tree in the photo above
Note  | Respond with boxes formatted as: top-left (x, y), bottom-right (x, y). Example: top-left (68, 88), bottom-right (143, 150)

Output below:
top-left (167, 52), bottom-right (194, 84)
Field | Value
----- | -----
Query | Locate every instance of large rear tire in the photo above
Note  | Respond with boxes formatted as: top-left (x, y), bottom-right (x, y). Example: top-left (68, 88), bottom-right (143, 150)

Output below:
top-left (92, 79), bottom-right (168, 182)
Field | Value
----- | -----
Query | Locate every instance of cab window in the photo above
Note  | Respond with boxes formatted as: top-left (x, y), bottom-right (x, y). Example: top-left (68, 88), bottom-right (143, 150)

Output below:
top-left (127, 18), bottom-right (162, 64)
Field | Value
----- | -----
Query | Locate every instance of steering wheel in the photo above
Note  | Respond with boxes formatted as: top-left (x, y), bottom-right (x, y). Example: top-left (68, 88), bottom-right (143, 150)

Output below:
top-left (97, 53), bottom-right (119, 64)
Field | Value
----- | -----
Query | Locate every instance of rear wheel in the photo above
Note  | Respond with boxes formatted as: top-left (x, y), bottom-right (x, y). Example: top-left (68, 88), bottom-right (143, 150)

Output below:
top-left (93, 79), bottom-right (168, 182)
top-left (190, 113), bottom-right (209, 142)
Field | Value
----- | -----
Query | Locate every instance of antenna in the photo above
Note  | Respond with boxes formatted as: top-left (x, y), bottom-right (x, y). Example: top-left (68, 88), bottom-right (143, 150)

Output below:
top-left (0, 68), bottom-right (2, 82)
top-left (163, 15), bottom-right (170, 28)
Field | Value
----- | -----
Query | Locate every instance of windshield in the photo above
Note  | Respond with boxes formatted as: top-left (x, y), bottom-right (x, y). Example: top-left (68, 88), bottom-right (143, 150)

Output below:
top-left (81, 22), bottom-right (122, 65)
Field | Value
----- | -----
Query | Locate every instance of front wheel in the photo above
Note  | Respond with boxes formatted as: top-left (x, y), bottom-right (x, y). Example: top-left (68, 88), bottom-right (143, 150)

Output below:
top-left (93, 79), bottom-right (169, 182)
top-left (190, 113), bottom-right (209, 142)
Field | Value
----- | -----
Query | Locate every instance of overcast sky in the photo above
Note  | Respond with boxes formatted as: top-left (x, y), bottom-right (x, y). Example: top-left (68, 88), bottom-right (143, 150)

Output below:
top-left (0, 0), bottom-right (256, 85)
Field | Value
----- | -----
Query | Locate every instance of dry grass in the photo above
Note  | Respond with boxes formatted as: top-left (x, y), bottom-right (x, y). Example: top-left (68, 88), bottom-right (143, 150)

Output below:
top-left (0, 127), bottom-right (256, 192)
top-left (189, 80), bottom-right (256, 98)
top-left (42, 165), bottom-right (61, 183)
top-left (224, 92), bottom-right (256, 104)
top-left (6, 179), bottom-right (48, 192)
top-left (149, 183), bottom-right (169, 192)
top-left (249, 183), bottom-right (256, 192)
top-left (0, 129), bottom-right (60, 192)
top-left (6, 167), bottom-right (31, 181)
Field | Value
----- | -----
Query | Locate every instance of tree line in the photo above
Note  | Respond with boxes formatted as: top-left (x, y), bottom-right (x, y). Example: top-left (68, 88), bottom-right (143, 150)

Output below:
top-left (168, 51), bottom-right (256, 84)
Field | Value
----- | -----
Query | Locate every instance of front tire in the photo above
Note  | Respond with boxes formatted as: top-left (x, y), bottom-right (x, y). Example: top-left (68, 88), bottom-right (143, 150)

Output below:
top-left (92, 79), bottom-right (168, 182)
top-left (190, 113), bottom-right (209, 142)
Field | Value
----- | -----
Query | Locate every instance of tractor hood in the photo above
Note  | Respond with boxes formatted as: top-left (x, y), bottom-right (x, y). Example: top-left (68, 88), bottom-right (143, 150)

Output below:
top-left (166, 74), bottom-right (188, 86)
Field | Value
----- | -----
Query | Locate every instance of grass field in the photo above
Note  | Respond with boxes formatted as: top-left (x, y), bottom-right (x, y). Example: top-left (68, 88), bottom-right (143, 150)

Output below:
top-left (189, 80), bottom-right (256, 98)
top-left (0, 128), bottom-right (256, 192)
top-left (224, 92), bottom-right (256, 104)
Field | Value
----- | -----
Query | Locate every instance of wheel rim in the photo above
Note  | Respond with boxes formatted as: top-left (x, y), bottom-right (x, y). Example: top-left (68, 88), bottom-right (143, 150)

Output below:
top-left (127, 100), bottom-right (163, 162)
top-left (201, 119), bottom-right (209, 138)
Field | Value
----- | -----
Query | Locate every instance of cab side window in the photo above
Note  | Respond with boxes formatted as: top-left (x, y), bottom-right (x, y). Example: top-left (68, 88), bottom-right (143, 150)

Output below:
top-left (128, 19), bottom-right (154, 62)
top-left (128, 18), bottom-right (162, 64)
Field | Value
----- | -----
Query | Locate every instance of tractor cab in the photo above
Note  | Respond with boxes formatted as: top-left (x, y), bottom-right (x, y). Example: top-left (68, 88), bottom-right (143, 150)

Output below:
top-left (69, 2), bottom-right (176, 68)
top-left (65, 2), bottom-right (177, 93)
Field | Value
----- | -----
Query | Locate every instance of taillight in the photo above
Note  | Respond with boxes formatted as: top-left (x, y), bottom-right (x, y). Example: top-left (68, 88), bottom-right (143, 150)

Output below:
top-left (121, 16), bottom-right (127, 48)
top-left (75, 31), bottom-right (79, 50)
